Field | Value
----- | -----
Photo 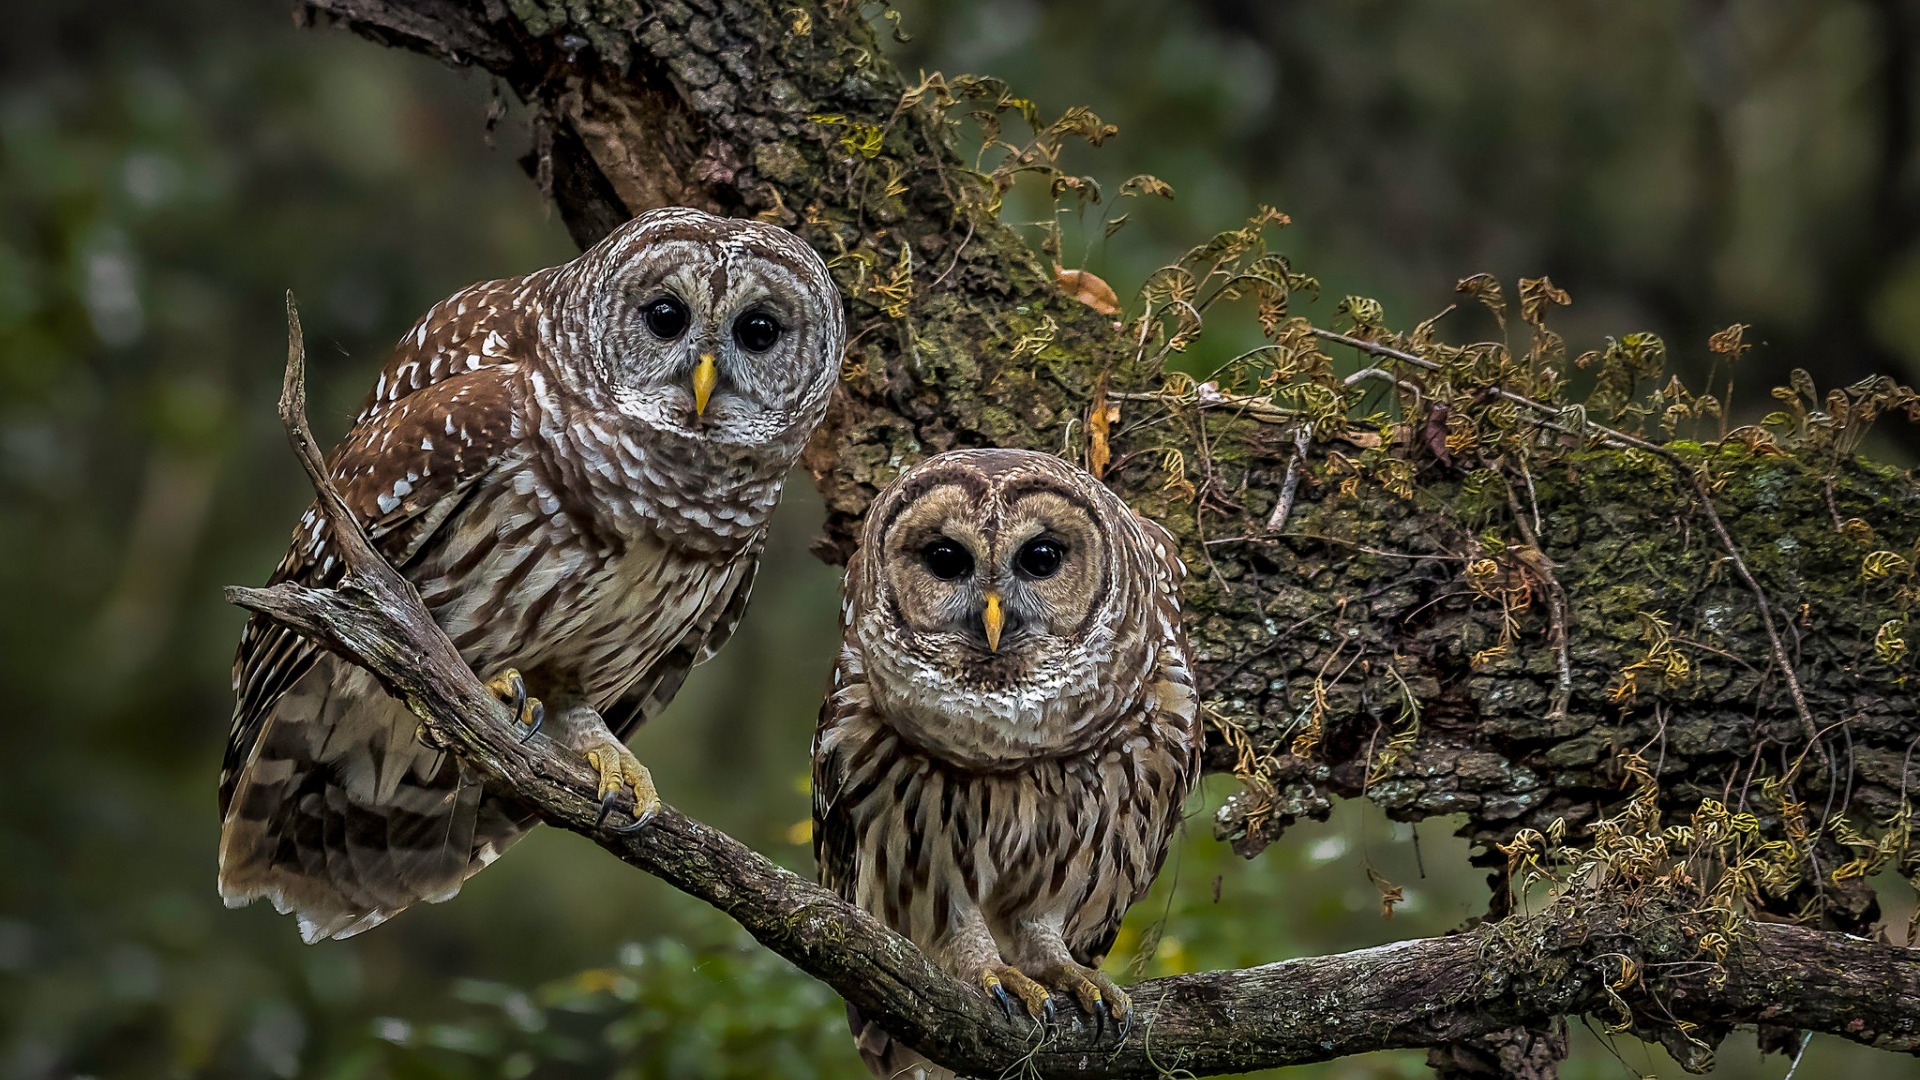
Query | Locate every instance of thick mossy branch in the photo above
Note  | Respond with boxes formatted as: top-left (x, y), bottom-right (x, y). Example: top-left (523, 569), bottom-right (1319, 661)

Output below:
top-left (290, 0), bottom-right (1920, 1066)
top-left (233, 297), bottom-right (1920, 1078)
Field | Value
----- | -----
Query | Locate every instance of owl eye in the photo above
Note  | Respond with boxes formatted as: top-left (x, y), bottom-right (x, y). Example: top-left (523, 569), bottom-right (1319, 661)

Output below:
top-left (1015, 537), bottom-right (1066, 579)
top-left (920, 538), bottom-right (973, 581)
top-left (643, 297), bottom-right (690, 340)
top-left (733, 310), bottom-right (782, 352)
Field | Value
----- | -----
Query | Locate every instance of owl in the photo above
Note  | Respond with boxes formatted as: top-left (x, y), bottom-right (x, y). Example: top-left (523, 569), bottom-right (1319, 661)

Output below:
top-left (812, 449), bottom-right (1201, 1078)
top-left (220, 207), bottom-right (845, 943)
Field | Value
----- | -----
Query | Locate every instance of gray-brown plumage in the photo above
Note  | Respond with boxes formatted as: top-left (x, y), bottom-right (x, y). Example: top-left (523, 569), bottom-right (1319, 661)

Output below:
top-left (812, 449), bottom-right (1200, 1080)
top-left (221, 207), bottom-right (844, 942)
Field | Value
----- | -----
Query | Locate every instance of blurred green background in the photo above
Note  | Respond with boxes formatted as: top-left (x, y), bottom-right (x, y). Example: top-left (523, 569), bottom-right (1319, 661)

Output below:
top-left (3, 1), bottom-right (1916, 1077)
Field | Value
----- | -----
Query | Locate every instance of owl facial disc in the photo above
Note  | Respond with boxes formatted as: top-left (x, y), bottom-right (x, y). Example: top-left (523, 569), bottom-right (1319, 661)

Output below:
top-left (850, 448), bottom-right (1178, 767)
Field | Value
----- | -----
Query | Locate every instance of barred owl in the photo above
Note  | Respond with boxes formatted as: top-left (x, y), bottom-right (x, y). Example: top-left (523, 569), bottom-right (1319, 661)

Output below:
top-left (812, 449), bottom-right (1201, 1079)
top-left (220, 207), bottom-right (845, 942)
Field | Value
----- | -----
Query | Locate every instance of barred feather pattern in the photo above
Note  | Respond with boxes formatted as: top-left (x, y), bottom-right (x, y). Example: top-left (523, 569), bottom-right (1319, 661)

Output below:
top-left (221, 207), bottom-right (843, 942)
top-left (813, 450), bottom-right (1200, 1080)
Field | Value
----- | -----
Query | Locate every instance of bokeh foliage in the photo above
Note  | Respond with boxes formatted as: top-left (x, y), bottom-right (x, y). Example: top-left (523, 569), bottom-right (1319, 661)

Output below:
top-left (3, 1), bottom-right (1917, 1078)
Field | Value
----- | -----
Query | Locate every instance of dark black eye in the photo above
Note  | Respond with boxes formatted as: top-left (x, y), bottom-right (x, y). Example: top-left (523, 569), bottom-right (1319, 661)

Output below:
top-left (733, 310), bottom-right (782, 352)
top-left (1015, 538), bottom-right (1066, 579)
top-left (920, 538), bottom-right (973, 581)
top-left (643, 297), bottom-right (689, 339)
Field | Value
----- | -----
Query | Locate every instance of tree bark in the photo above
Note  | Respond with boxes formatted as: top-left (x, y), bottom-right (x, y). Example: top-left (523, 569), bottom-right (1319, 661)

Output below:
top-left (275, 0), bottom-right (1920, 1073)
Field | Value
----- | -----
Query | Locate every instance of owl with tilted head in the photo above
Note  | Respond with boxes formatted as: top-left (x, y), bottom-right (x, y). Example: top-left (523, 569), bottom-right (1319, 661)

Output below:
top-left (220, 207), bottom-right (844, 942)
top-left (813, 448), bottom-right (1201, 1079)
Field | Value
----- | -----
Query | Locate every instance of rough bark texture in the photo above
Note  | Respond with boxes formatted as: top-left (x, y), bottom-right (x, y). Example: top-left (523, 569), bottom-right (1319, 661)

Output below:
top-left (280, 0), bottom-right (1920, 1073)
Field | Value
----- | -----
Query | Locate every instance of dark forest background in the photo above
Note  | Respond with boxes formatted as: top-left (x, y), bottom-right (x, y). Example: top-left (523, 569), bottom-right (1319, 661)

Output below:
top-left (3, 2), bottom-right (1917, 1077)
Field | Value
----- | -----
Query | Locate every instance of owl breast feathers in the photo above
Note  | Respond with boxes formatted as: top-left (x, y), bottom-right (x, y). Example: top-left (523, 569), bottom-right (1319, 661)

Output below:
top-left (220, 207), bottom-right (844, 943)
top-left (812, 448), bottom-right (1201, 1079)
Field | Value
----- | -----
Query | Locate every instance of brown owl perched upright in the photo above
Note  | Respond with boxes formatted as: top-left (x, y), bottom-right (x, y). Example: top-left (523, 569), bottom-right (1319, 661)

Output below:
top-left (220, 207), bottom-right (844, 942)
top-left (812, 449), bottom-right (1201, 1079)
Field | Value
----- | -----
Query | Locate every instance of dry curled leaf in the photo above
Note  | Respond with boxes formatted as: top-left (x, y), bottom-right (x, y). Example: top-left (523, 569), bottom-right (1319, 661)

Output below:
top-left (1709, 323), bottom-right (1752, 358)
top-left (1055, 264), bottom-right (1121, 315)
top-left (1087, 374), bottom-right (1117, 478)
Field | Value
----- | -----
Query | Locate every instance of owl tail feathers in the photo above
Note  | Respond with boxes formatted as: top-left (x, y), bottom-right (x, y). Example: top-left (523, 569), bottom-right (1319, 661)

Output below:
top-left (216, 749), bottom-right (527, 943)
top-left (847, 1003), bottom-right (957, 1080)
top-left (216, 864), bottom-right (401, 944)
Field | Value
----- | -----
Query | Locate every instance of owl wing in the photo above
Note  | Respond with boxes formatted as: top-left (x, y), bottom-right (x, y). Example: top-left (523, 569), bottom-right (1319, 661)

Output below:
top-left (810, 696), bottom-right (861, 901)
top-left (221, 278), bottom-right (535, 815)
top-left (811, 558), bottom-right (866, 901)
top-left (600, 551), bottom-right (761, 739)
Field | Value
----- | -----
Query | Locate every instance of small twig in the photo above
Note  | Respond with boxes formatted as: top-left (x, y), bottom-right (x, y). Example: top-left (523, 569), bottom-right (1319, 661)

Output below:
top-left (1343, 366), bottom-right (1424, 404)
top-left (1311, 328), bottom-right (1668, 456)
top-left (1687, 468), bottom-right (1824, 760)
top-left (1503, 479), bottom-right (1572, 723)
top-left (925, 220), bottom-right (975, 293)
top-left (1265, 424), bottom-right (1312, 534)
top-left (1107, 389), bottom-right (1297, 425)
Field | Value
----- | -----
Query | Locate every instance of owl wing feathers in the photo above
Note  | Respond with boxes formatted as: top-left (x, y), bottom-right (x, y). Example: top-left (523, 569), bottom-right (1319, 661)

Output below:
top-left (221, 283), bottom-right (537, 939)
top-left (811, 607), bottom-right (912, 1080)
top-left (223, 283), bottom-right (532, 814)
top-left (810, 693), bottom-right (861, 904)
top-left (810, 551), bottom-right (866, 903)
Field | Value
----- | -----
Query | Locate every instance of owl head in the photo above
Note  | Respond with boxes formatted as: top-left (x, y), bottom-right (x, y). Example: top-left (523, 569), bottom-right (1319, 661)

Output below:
top-left (555, 207), bottom-right (844, 450)
top-left (847, 449), bottom-right (1180, 768)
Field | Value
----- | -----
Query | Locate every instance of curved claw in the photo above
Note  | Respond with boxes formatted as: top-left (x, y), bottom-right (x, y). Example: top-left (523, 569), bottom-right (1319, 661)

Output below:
top-left (990, 981), bottom-right (1015, 1019)
top-left (585, 743), bottom-right (659, 833)
top-left (607, 802), bottom-right (658, 833)
top-left (485, 669), bottom-right (545, 744)
top-left (978, 964), bottom-right (1053, 1025)
top-left (1112, 999), bottom-right (1134, 1042)
top-left (1048, 965), bottom-right (1132, 1041)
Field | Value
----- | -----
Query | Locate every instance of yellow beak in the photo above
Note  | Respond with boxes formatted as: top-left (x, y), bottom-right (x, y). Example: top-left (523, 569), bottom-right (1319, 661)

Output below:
top-left (982, 591), bottom-right (1004, 653)
top-left (692, 353), bottom-right (718, 417)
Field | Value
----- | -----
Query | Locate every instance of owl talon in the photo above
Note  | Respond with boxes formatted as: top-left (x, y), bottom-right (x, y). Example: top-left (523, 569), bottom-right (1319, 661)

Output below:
top-left (484, 668), bottom-right (545, 742)
top-left (978, 964), bottom-right (1052, 1025)
top-left (1050, 965), bottom-right (1131, 1040)
top-left (988, 980), bottom-right (1015, 1020)
top-left (606, 799), bottom-right (658, 834)
top-left (585, 741), bottom-right (660, 833)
